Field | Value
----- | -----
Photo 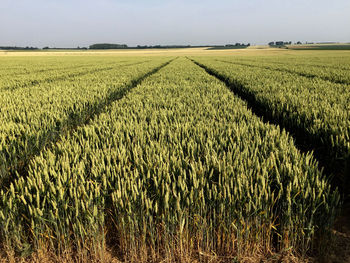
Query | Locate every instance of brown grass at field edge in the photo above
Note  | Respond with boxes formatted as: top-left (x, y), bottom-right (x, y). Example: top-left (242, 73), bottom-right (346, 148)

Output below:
top-left (0, 246), bottom-right (312, 263)
top-left (0, 231), bottom-right (313, 263)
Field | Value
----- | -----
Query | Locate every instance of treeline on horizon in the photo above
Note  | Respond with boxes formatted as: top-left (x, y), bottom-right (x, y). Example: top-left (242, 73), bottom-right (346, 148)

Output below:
top-left (83, 43), bottom-right (252, 49)
top-left (0, 46), bottom-right (39, 50)
top-left (0, 43), bottom-right (251, 50)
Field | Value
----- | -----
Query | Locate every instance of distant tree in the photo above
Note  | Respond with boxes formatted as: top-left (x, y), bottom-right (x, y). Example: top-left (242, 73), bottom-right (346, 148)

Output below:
top-left (89, 43), bottom-right (128, 49)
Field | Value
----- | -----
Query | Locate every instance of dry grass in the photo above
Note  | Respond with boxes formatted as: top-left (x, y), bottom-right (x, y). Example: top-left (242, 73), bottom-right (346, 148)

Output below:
top-left (0, 246), bottom-right (311, 263)
top-left (0, 228), bottom-right (317, 263)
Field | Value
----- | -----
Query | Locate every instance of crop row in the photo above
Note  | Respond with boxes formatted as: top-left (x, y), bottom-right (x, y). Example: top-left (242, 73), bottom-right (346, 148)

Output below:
top-left (215, 58), bottom-right (350, 85)
top-left (191, 57), bottom-right (350, 184)
top-left (1, 61), bottom-right (96, 78)
top-left (233, 54), bottom-right (350, 71)
top-left (0, 57), bottom-right (170, 184)
top-left (0, 58), bottom-right (151, 91)
top-left (0, 56), bottom-right (128, 76)
top-left (0, 58), bottom-right (339, 260)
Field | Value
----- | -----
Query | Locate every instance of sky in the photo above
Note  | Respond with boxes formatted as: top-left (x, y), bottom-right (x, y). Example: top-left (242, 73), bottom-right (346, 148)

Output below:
top-left (0, 0), bottom-right (349, 47)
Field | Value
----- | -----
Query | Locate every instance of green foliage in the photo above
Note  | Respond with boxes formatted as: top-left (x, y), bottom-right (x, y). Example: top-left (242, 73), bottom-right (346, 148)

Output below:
top-left (89, 43), bottom-right (128, 49)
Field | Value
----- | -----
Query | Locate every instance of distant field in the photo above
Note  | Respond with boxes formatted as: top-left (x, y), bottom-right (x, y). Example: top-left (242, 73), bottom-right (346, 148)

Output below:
top-left (287, 43), bottom-right (350, 50)
top-left (1, 45), bottom-right (350, 57)
top-left (1, 43), bottom-right (350, 55)
top-left (0, 49), bottom-right (349, 262)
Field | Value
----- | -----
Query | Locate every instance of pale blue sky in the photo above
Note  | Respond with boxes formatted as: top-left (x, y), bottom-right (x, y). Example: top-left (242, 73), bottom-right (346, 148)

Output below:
top-left (0, 0), bottom-right (349, 47)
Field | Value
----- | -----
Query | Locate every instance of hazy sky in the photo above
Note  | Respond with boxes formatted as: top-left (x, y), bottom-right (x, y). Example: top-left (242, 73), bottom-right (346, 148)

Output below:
top-left (1, 0), bottom-right (349, 47)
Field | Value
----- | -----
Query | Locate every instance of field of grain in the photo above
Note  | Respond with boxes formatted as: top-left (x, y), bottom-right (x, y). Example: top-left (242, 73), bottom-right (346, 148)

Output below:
top-left (0, 49), bottom-right (349, 262)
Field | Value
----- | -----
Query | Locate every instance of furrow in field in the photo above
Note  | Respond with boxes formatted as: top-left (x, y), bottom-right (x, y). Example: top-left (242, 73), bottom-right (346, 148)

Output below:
top-left (0, 58), bottom-right (174, 187)
top-left (190, 57), bottom-right (350, 190)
